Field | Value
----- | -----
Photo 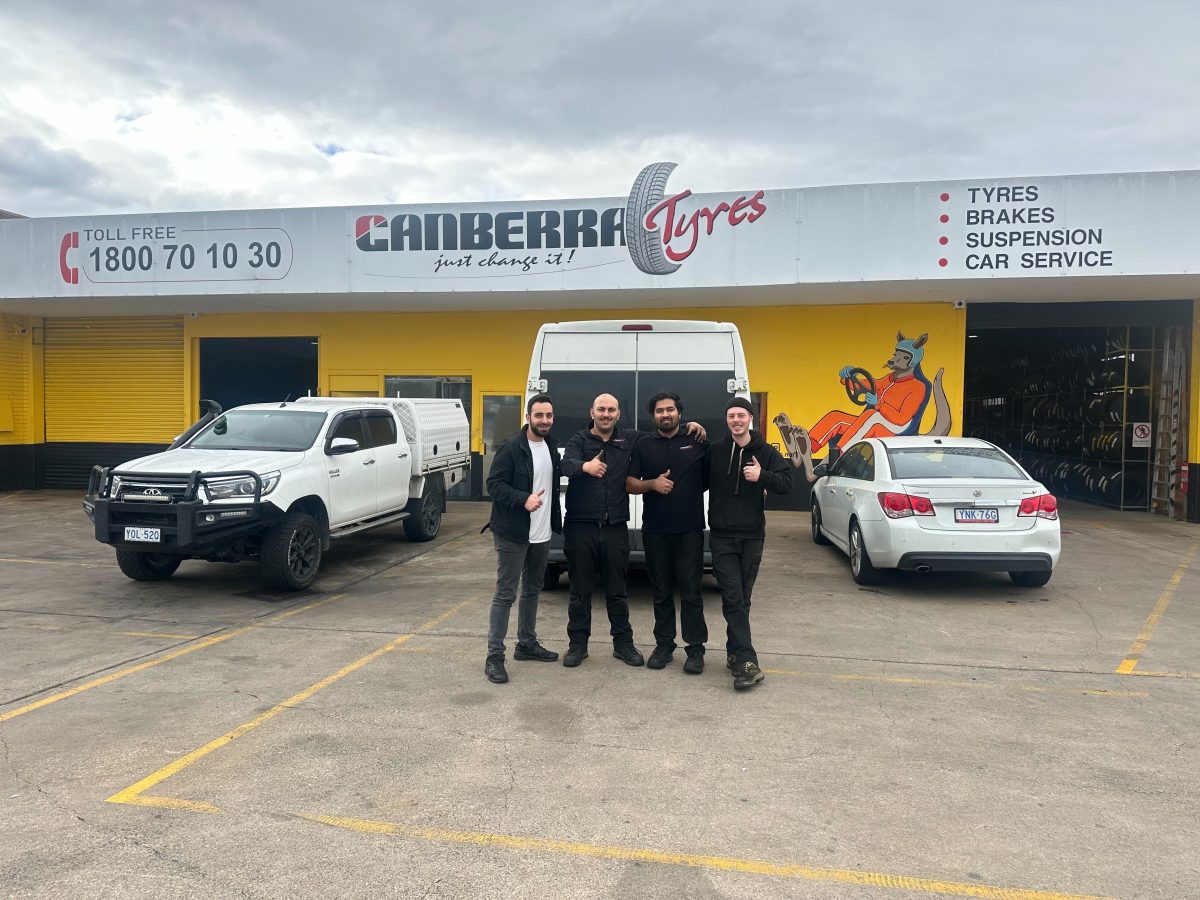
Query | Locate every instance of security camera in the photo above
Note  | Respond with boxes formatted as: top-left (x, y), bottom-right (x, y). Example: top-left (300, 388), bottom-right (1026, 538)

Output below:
top-left (952, 300), bottom-right (966, 310)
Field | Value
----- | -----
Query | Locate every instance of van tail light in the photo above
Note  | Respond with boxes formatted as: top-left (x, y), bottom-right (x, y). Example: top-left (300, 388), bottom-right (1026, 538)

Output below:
top-left (877, 492), bottom-right (935, 518)
top-left (1018, 494), bottom-right (1059, 520)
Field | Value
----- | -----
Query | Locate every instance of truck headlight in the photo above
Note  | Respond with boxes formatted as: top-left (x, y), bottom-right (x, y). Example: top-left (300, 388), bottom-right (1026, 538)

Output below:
top-left (204, 472), bottom-right (279, 500)
top-left (109, 475), bottom-right (123, 497)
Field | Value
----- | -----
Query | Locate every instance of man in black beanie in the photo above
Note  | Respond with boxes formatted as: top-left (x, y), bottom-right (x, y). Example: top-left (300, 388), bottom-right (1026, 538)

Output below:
top-left (707, 396), bottom-right (793, 690)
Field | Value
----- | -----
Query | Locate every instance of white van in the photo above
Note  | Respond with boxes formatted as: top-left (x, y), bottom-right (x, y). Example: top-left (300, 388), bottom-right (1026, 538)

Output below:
top-left (525, 320), bottom-right (751, 587)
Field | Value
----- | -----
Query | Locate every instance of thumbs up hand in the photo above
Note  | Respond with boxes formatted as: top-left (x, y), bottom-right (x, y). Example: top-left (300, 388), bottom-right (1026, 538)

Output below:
top-left (653, 469), bottom-right (674, 495)
top-left (583, 451), bottom-right (607, 478)
top-left (524, 488), bottom-right (545, 512)
top-left (743, 455), bottom-right (762, 483)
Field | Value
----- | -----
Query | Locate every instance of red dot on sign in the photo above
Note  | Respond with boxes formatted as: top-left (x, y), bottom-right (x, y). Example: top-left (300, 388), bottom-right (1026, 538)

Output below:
top-left (940, 192), bottom-right (950, 202)
top-left (940, 214), bottom-right (949, 223)
top-left (938, 258), bottom-right (948, 267)
top-left (939, 236), bottom-right (949, 245)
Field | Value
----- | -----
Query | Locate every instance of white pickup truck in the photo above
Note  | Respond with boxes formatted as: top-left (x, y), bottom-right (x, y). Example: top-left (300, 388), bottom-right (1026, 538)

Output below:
top-left (83, 397), bottom-right (470, 590)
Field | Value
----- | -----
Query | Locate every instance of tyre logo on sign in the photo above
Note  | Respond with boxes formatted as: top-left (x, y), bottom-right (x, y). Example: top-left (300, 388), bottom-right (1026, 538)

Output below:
top-left (625, 162), bottom-right (767, 275)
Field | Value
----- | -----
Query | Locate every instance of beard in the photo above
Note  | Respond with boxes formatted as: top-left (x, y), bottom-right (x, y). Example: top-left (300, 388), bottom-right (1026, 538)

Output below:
top-left (529, 421), bottom-right (552, 437)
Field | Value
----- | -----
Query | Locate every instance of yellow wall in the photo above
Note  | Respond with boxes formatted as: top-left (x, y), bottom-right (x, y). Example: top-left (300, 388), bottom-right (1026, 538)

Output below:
top-left (0, 314), bottom-right (40, 445)
top-left (185, 302), bottom-right (965, 453)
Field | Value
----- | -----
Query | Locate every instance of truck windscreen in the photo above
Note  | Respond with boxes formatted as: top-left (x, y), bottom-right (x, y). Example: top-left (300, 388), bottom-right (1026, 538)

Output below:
top-left (188, 410), bottom-right (326, 451)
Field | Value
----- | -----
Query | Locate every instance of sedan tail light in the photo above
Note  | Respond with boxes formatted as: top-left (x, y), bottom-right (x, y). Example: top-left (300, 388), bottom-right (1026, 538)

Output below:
top-left (877, 491), bottom-right (935, 518)
top-left (1018, 493), bottom-right (1059, 520)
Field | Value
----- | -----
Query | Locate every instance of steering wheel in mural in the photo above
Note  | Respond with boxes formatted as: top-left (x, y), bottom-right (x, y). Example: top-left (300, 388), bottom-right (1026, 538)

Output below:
top-left (843, 368), bottom-right (877, 406)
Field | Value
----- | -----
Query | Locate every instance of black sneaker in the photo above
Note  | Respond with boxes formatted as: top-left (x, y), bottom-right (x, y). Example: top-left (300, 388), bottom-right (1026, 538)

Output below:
top-left (563, 645), bottom-right (588, 667)
top-left (733, 660), bottom-right (765, 690)
top-left (613, 644), bottom-right (644, 667)
top-left (514, 642), bottom-right (559, 662)
top-left (646, 645), bottom-right (674, 669)
top-left (683, 652), bottom-right (705, 675)
top-left (485, 655), bottom-right (508, 684)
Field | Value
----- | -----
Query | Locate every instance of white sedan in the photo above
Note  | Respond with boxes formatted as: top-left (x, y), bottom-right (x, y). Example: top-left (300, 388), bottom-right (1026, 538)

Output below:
top-left (810, 436), bottom-right (1060, 587)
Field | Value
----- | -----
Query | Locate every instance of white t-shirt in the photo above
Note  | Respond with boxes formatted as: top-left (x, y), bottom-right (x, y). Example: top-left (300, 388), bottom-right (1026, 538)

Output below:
top-left (528, 437), bottom-right (553, 544)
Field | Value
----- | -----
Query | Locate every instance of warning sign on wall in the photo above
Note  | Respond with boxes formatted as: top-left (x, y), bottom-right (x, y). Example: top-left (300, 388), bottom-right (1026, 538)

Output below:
top-left (1131, 423), bottom-right (1152, 448)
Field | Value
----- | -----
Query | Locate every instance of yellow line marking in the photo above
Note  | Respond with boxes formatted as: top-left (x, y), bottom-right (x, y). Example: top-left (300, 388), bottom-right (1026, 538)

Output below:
top-left (763, 668), bottom-right (1147, 698)
top-left (0, 594), bottom-right (345, 723)
top-left (3, 622), bottom-right (199, 640)
top-left (1116, 544), bottom-right (1198, 674)
top-left (106, 598), bottom-right (473, 812)
top-left (0, 491), bottom-right (29, 504)
top-left (296, 813), bottom-right (1113, 900)
top-left (0, 557), bottom-right (120, 569)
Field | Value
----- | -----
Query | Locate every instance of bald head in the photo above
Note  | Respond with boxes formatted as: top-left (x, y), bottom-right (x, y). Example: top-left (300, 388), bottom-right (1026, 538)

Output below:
top-left (590, 393), bottom-right (621, 437)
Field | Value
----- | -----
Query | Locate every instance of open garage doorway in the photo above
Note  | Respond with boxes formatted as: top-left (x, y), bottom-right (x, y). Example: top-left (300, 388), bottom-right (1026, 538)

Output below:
top-left (199, 337), bottom-right (319, 410)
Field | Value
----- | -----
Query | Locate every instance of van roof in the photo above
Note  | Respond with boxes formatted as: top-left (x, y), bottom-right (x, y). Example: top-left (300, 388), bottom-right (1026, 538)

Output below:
top-left (538, 320), bottom-right (736, 334)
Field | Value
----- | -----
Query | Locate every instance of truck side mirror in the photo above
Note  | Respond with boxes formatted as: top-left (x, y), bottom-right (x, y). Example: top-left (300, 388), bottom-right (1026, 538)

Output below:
top-left (328, 437), bottom-right (360, 455)
top-left (813, 462), bottom-right (829, 478)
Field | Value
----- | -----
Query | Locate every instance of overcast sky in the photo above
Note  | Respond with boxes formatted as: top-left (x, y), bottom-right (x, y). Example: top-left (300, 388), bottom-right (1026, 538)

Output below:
top-left (2, 1), bottom-right (1198, 218)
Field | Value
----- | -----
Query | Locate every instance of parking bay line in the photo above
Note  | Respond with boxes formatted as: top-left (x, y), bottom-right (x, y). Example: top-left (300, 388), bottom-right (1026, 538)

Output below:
top-left (1115, 543), bottom-right (1198, 674)
top-left (3, 622), bottom-right (201, 640)
top-left (105, 597), bottom-right (474, 813)
top-left (0, 593), bottom-right (347, 723)
top-left (0, 556), bottom-right (120, 569)
top-left (295, 812), bottom-right (1113, 900)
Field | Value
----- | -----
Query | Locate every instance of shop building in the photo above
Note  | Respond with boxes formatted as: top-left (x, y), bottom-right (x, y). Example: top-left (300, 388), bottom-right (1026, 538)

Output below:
top-left (1, 163), bottom-right (1197, 522)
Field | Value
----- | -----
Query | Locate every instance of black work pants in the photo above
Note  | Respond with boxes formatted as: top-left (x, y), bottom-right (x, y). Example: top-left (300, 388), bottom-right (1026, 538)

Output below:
top-left (709, 535), bottom-right (763, 665)
top-left (643, 530), bottom-right (706, 653)
top-left (563, 522), bottom-right (634, 648)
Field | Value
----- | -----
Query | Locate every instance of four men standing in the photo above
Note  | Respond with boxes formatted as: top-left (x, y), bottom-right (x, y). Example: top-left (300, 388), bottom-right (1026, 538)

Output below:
top-left (486, 389), bottom-right (789, 691)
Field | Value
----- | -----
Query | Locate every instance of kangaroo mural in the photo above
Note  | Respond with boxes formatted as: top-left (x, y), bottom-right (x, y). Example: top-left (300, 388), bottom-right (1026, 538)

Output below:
top-left (774, 331), bottom-right (952, 481)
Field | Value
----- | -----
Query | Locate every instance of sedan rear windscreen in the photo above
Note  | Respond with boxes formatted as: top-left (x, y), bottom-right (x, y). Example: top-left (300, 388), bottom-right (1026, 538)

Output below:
top-left (887, 446), bottom-right (1026, 480)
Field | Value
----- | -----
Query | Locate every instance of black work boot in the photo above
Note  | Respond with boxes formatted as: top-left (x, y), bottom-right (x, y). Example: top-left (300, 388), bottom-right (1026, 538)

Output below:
top-left (646, 645), bottom-right (674, 669)
top-left (514, 642), bottom-right (559, 662)
top-left (726, 654), bottom-right (737, 673)
top-left (485, 654), bottom-right (508, 684)
top-left (563, 645), bottom-right (588, 667)
top-left (733, 660), bottom-right (765, 690)
top-left (612, 644), bottom-right (645, 667)
top-left (683, 648), bottom-right (705, 675)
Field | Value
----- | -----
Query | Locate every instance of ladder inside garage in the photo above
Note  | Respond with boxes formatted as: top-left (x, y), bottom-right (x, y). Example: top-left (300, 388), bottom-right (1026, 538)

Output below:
top-left (1151, 326), bottom-right (1187, 517)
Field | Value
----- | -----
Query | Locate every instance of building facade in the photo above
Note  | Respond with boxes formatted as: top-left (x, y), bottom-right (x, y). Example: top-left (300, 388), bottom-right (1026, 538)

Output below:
top-left (1, 163), bottom-right (1197, 521)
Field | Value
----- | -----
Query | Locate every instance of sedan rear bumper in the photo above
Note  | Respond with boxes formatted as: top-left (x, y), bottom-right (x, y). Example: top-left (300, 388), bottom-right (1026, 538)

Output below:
top-left (896, 551), bottom-right (1054, 573)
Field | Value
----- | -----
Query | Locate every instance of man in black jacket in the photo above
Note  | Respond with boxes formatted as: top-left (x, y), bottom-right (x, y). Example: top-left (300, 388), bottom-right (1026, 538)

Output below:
top-left (707, 397), bottom-right (793, 690)
top-left (484, 393), bottom-right (561, 684)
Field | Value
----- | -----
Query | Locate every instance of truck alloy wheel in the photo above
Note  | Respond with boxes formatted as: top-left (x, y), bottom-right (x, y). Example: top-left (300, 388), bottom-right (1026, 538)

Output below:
top-left (404, 476), bottom-right (443, 542)
top-left (261, 510), bottom-right (321, 590)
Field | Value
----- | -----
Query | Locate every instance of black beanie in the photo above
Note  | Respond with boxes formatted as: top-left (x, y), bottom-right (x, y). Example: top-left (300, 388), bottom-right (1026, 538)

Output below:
top-left (725, 397), bottom-right (754, 413)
